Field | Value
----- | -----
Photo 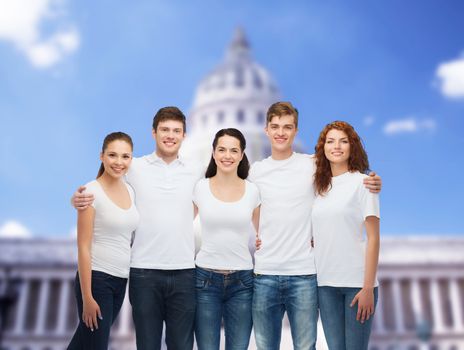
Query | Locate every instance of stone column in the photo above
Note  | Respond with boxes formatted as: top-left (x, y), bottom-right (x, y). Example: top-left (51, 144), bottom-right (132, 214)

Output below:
top-left (34, 278), bottom-right (50, 335)
top-left (56, 279), bottom-right (71, 334)
top-left (374, 280), bottom-right (386, 333)
top-left (13, 280), bottom-right (29, 335)
top-left (430, 278), bottom-right (445, 333)
top-left (410, 278), bottom-right (423, 324)
top-left (449, 278), bottom-right (463, 332)
top-left (392, 278), bottom-right (405, 332)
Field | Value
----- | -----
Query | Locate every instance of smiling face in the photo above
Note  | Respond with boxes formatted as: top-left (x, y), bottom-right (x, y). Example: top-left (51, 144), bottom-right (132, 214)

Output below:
top-left (152, 119), bottom-right (185, 160)
top-left (213, 135), bottom-right (244, 175)
top-left (265, 114), bottom-right (297, 157)
top-left (324, 128), bottom-right (350, 167)
top-left (100, 139), bottom-right (133, 179)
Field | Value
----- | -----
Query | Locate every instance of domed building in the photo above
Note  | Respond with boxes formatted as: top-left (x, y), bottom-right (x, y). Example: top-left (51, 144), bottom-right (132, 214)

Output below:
top-left (181, 28), bottom-right (304, 165)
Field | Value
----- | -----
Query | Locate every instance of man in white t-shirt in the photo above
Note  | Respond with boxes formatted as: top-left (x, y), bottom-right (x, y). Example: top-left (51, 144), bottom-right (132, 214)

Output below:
top-left (249, 102), bottom-right (381, 350)
top-left (73, 107), bottom-right (202, 350)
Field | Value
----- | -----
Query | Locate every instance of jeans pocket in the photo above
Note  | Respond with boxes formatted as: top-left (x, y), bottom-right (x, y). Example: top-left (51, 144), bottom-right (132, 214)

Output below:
top-left (195, 276), bottom-right (209, 290)
top-left (239, 272), bottom-right (254, 288)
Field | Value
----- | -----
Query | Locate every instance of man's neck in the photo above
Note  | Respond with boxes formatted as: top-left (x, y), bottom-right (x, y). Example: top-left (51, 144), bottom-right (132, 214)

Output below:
top-left (156, 150), bottom-right (178, 164)
top-left (271, 148), bottom-right (293, 161)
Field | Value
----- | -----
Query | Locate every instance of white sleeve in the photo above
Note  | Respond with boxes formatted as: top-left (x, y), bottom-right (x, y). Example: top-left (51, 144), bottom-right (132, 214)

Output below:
top-left (358, 182), bottom-right (380, 220)
top-left (84, 181), bottom-right (98, 209)
top-left (193, 180), bottom-right (202, 206)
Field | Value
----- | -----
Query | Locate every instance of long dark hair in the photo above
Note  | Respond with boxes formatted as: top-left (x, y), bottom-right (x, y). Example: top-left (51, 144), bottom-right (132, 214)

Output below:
top-left (205, 128), bottom-right (250, 179)
top-left (97, 132), bottom-right (134, 178)
top-left (314, 121), bottom-right (369, 195)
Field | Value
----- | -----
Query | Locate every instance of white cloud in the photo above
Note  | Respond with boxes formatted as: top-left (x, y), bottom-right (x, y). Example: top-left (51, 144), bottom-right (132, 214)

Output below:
top-left (0, 0), bottom-right (79, 69)
top-left (383, 118), bottom-right (436, 135)
top-left (363, 115), bottom-right (375, 127)
top-left (0, 220), bottom-right (32, 238)
top-left (436, 55), bottom-right (464, 99)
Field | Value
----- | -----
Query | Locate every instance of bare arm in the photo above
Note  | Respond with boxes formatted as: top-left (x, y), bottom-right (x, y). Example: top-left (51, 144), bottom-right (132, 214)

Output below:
top-left (77, 207), bottom-right (101, 330)
top-left (252, 205), bottom-right (260, 233)
top-left (363, 172), bottom-right (382, 194)
top-left (193, 203), bottom-right (198, 219)
top-left (350, 216), bottom-right (380, 323)
top-left (72, 186), bottom-right (95, 210)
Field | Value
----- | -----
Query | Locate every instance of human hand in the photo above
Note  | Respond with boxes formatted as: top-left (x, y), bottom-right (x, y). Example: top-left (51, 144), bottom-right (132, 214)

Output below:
top-left (350, 288), bottom-right (375, 323)
top-left (364, 172), bottom-right (382, 193)
top-left (82, 296), bottom-right (102, 331)
top-left (72, 186), bottom-right (94, 210)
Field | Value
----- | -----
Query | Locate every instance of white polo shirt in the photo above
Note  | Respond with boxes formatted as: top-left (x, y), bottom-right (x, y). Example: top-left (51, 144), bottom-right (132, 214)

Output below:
top-left (249, 152), bottom-right (317, 275)
top-left (126, 152), bottom-right (203, 270)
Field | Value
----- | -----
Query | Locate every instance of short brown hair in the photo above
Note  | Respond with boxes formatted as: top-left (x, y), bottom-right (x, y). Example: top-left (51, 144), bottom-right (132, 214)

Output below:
top-left (152, 106), bottom-right (187, 133)
top-left (266, 101), bottom-right (299, 128)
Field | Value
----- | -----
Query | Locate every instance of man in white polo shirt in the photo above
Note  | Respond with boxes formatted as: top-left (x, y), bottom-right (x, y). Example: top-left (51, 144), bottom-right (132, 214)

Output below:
top-left (73, 107), bottom-right (202, 350)
top-left (249, 102), bottom-right (381, 350)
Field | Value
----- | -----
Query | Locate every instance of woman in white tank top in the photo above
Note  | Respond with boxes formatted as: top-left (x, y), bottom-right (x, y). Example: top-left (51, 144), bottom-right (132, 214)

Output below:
top-left (193, 128), bottom-right (260, 350)
top-left (68, 132), bottom-right (139, 350)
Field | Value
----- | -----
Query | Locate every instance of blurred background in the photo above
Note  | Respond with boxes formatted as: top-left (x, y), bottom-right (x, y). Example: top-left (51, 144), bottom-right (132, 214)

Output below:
top-left (0, 1), bottom-right (463, 349)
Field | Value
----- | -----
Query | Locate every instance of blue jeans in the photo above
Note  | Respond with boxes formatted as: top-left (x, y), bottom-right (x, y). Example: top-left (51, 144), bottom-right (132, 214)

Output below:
top-left (67, 270), bottom-right (127, 350)
top-left (252, 274), bottom-right (318, 350)
top-left (318, 286), bottom-right (378, 350)
top-left (128, 268), bottom-right (195, 350)
top-left (195, 267), bottom-right (253, 350)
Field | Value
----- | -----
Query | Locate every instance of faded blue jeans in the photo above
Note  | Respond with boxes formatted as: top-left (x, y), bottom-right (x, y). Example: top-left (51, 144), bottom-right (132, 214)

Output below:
top-left (318, 286), bottom-right (378, 350)
top-left (195, 267), bottom-right (254, 350)
top-left (252, 274), bottom-right (318, 350)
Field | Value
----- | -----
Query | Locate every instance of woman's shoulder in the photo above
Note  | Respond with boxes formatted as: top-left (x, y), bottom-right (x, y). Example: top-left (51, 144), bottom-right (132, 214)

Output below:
top-left (245, 179), bottom-right (260, 197)
top-left (84, 180), bottom-right (100, 194)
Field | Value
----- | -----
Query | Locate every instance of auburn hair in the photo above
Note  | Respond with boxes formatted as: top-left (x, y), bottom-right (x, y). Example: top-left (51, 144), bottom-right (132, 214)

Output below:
top-left (314, 121), bottom-right (369, 195)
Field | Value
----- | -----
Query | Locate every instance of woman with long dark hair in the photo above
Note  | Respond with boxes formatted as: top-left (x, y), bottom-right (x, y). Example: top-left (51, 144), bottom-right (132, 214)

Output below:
top-left (312, 121), bottom-right (380, 350)
top-left (193, 128), bottom-right (260, 350)
top-left (68, 132), bottom-right (139, 350)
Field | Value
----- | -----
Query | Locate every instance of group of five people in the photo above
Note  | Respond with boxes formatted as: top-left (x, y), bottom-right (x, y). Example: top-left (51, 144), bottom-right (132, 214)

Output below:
top-left (67, 101), bottom-right (381, 350)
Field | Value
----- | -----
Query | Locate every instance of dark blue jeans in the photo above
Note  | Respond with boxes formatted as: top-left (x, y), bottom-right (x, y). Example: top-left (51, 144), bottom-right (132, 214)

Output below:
top-left (318, 286), bottom-right (378, 350)
top-left (67, 270), bottom-right (127, 350)
top-left (195, 267), bottom-right (254, 350)
top-left (252, 274), bottom-right (318, 350)
top-left (129, 268), bottom-right (196, 350)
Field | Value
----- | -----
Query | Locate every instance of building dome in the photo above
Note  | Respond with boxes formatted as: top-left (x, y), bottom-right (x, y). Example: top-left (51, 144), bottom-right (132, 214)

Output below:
top-left (190, 28), bottom-right (280, 132)
top-left (182, 28), bottom-right (284, 165)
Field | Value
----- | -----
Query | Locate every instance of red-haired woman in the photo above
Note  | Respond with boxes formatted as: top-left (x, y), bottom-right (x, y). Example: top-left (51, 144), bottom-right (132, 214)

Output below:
top-left (312, 121), bottom-right (380, 350)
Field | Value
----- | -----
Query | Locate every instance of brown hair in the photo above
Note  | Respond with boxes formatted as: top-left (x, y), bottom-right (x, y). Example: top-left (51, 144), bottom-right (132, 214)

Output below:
top-left (266, 101), bottom-right (299, 128)
top-left (97, 132), bottom-right (133, 178)
top-left (152, 106), bottom-right (186, 133)
top-left (314, 121), bottom-right (369, 195)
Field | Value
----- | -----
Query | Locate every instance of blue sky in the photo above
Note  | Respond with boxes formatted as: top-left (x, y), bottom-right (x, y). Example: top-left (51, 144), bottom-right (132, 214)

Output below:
top-left (0, 0), bottom-right (463, 237)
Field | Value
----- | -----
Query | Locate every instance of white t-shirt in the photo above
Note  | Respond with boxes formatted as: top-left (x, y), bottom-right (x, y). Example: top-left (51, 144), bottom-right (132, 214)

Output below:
top-left (193, 178), bottom-right (260, 270)
top-left (312, 171), bottom-right (380, 288)
top-left (249, 153), bottom-right (317, 275)
top-left (126, 153), bottom-right (203, 270)
top-left (85, 180), bottom-right (139, 278)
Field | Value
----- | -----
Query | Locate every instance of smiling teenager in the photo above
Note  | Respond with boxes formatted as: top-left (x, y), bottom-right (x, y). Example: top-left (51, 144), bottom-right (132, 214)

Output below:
top-left (68, 132), bottom-right (139, 350)
top-left (249, 102), bottom-right (382, 350)
top-left (71, 107), bottom-right (203, 350)
top-left (312, 121), bottom-right (380, 350)
top-left (193, 128), bottom-right (260, 350)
